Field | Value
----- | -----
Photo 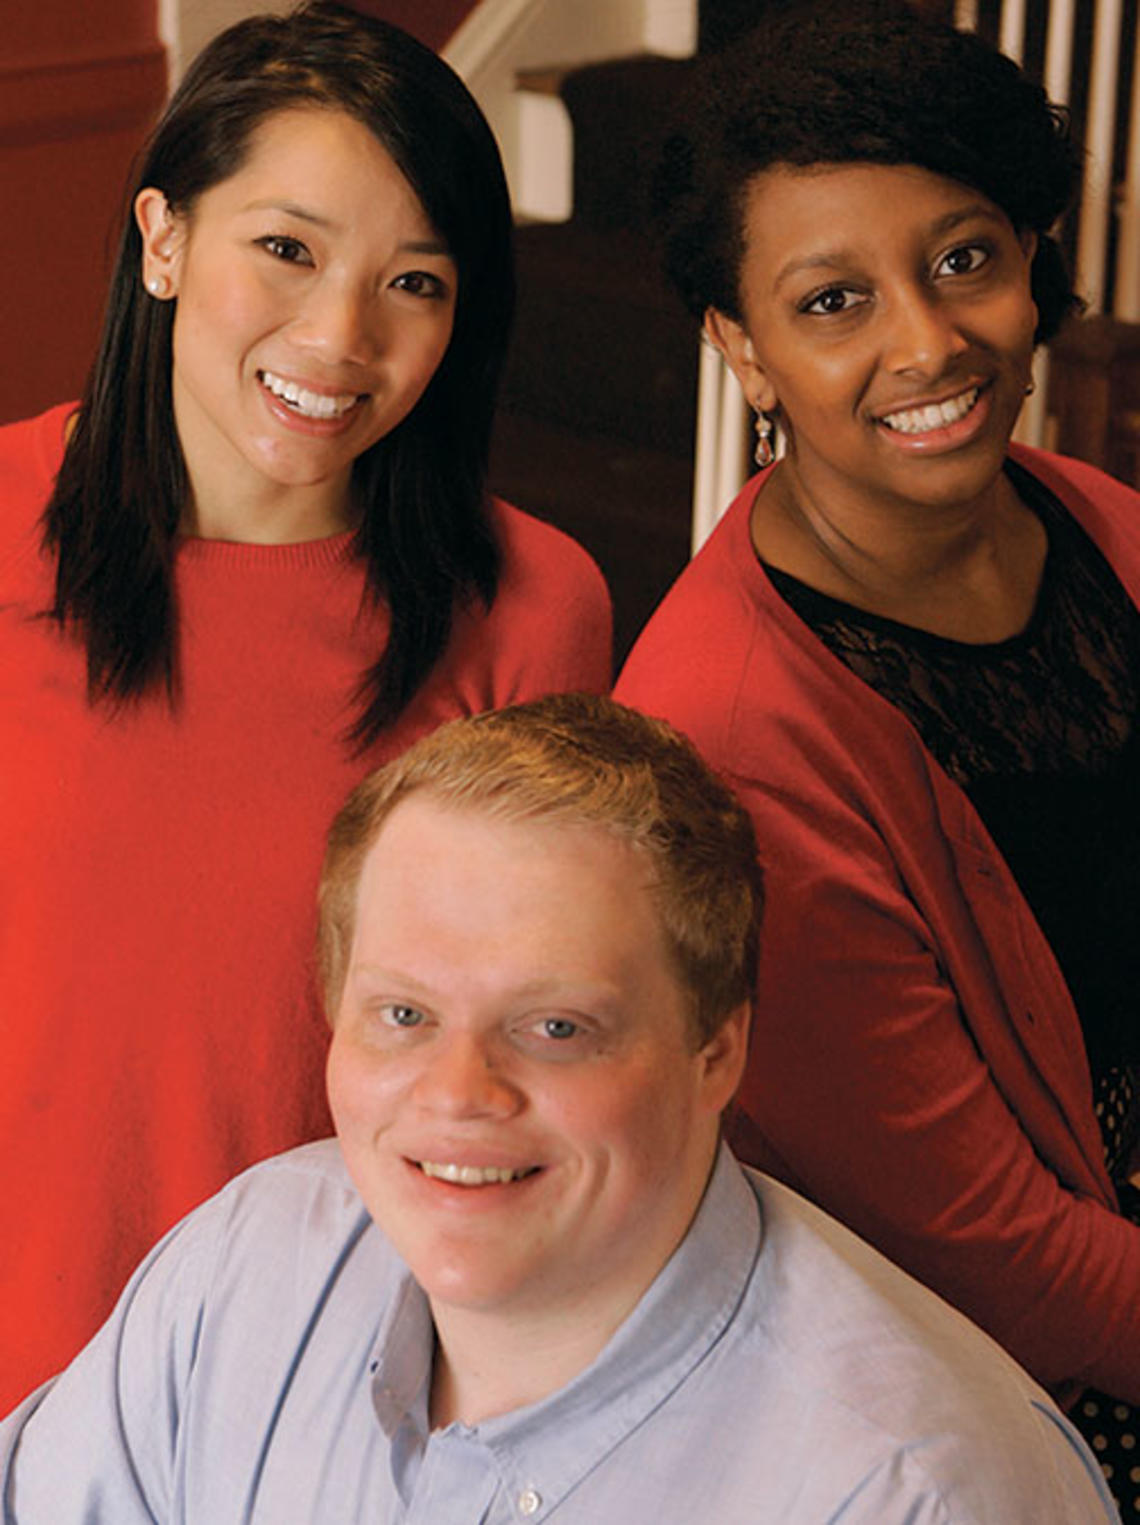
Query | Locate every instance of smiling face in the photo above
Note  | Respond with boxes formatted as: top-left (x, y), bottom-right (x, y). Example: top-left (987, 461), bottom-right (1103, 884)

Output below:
top-left (135, 106), bottom-right (458, 537)
top-left (327, 794), bottom-right (746, 1333)
top-left (708, 162), bottom-right (1038, 520)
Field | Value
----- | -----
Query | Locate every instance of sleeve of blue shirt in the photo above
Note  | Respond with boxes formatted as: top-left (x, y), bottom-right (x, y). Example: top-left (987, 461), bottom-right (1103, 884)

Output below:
top-left (0, 1204), bottom-right (212, 1523)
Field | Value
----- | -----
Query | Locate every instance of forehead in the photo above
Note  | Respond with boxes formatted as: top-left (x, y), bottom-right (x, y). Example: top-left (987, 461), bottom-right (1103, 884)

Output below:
top-left (349, 795), bottom-right (676, 995)
top-left (201, 105), bottom-right (438, 235)
top-left (738, 161), bottom-right (1008, 277)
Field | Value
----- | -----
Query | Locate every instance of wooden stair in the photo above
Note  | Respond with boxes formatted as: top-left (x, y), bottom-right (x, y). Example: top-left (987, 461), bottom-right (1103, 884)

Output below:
top-left (487, 54), bottom-right (699, 667)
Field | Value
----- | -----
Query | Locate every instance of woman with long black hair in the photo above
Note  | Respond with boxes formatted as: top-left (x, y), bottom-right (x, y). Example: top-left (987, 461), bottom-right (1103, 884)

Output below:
top-left (0, 0), bottom-right (609, 1410)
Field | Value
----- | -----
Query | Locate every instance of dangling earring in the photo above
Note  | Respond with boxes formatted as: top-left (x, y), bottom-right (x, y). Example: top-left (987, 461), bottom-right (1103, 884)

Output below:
top-left (753, 408), bottom-right (775, 469)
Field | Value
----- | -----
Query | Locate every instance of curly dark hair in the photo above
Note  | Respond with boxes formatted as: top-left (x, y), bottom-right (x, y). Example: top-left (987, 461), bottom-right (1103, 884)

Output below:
top-left (657, 0), bottom-right (1081, 342)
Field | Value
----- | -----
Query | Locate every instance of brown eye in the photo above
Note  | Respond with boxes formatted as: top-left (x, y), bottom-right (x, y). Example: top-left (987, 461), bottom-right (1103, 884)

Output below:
top-left (801, 285), bottom-right (863, 316)
top-left (257, 235), bottom-right (312, 266)
top-left (391, 270), bottom-right (447, 299)
top-left (936, 243), bottom-right (988, 277)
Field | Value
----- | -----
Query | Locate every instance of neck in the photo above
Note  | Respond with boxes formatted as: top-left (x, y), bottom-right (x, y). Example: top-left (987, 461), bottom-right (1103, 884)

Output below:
top-left (180, 475), bottom-right (356, 543)
top-left (755, 456), bottom-right (1047, 642)
top-left (429, 1294), bottom-right (632, 1430)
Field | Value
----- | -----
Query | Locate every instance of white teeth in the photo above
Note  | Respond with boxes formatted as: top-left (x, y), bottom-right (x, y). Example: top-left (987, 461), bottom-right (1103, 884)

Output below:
top-left (881, 386), bottom-right (979, 435)
top-left (259, 369), bottom-right (359, 419)
top-left (420, 1161), bottom-right (531, 1186)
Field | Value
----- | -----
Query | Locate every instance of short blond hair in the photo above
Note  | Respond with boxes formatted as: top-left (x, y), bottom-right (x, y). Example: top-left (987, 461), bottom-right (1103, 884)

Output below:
top-left (318, 693), bottom-right (762, 1044)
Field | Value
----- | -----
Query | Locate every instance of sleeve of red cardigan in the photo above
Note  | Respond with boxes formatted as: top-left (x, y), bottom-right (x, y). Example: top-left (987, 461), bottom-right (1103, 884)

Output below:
top-left (730, 768), bottom-right (1140, 1405)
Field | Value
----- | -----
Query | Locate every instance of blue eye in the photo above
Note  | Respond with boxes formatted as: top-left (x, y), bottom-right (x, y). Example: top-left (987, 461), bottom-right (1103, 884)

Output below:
top-left (382, 1004), bottom-right (424, 1029)
top-left (257, 235), bottom-right (312, 265)
top-left (540, 1017), bottom-right (580, 1041)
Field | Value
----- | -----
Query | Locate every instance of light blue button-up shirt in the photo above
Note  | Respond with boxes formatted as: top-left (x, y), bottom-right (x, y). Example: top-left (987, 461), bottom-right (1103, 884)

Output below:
top-left (0, 1141), bottom-right (1118, 1523)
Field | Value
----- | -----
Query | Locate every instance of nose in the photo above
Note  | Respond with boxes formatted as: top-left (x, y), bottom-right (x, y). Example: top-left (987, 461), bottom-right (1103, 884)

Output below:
top-left (412, 1031), bottom-right (523, 1121)
top-left (882, 287), bottom-right (968, 378)
top-left (293, 278), bottom-right (379, 366)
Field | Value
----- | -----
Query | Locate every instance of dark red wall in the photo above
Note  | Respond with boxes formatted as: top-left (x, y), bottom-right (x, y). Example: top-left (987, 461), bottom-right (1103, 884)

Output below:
top-left (1, 1), bottom-right (167, 423)
top-left (355, 0), bottom-right (478, 51)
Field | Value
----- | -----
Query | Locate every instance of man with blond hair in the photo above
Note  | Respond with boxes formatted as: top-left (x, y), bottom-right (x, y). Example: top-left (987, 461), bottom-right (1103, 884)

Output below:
top-left (0, 696), bottom-right (1117, 1521)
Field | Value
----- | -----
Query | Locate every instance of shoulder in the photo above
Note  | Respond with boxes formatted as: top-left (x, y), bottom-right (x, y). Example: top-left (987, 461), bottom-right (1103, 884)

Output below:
top-left (621, 484), bottom-right (760, 652)
top-left (104, 1141), bottom-right (401, 1426)
top-left (0, 402), bottom-right (74, 499)
top-left (490, 498), bottom-right (611, 615)
top-left (1010, 442), bottom-right (1140, 508)
top-left (709, 1167), bottom-right (1115, 1521)
top-left (105, 1141), bottom-right (382, 1348)
top-left (1010, 444), bottom-right (1140, 548)
top-left (0, 1142), bottom-right (404, 1518)
top-left (1010, 445), bottom-right (1140, 606)
top-left (615, 484), bottom-right (775, 752)
top-left (435, 498), bottom-right (613, 699)
top-left (0, 402), bottom-right (74, 576)
top-left (617, 484), bottom-right (905, 791)
top-left (170, 1140), bottom-right (378, 1283)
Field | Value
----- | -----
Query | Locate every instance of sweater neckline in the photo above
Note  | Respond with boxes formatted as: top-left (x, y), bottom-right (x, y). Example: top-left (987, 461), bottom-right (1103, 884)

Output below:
top-left (175, 527), bottom-right (357, 571)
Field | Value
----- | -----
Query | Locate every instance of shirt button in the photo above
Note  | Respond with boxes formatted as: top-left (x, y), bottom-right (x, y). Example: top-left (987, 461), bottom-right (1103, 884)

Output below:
top-left (518, 1487), bottom-right (542, 1515)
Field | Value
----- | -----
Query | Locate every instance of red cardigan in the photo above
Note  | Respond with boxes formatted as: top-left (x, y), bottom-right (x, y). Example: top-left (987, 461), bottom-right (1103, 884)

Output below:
top-left (617, 445), bottom-right (1140, 1405)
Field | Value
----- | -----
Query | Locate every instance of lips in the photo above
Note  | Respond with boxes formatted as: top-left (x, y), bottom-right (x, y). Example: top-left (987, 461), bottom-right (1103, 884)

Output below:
top-left (258, 368), bottom-right (362, 420)
top-left (878, 385), bottom-right (981, 436)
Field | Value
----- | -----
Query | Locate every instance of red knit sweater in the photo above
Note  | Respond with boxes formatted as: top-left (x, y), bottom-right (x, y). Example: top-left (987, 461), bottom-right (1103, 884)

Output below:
top-left (0, 404), bottom-right (612, 1411)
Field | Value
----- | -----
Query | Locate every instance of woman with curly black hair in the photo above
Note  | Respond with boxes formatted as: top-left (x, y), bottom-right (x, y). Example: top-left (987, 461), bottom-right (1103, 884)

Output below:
top-left (618, 0), bottom-right (1140, 1503)
top-left (0, 2), bottom-right (609, 1413)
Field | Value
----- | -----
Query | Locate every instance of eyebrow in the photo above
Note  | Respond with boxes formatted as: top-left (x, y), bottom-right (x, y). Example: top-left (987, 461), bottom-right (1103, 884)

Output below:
top-left (349, 964), bottom-right (623, 1007)
top-left (772, 202), bottom-right (1006, 291)
top-left (242, 199), bottom-right (451, 256)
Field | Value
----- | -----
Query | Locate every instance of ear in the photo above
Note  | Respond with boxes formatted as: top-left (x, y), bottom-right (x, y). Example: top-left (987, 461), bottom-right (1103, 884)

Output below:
top-left (696, 1002), bottom-right (751, 1116)
top-left (704, 308), bottom-right (778, 414)
top-left (134, 187), bottom-right (186, 299)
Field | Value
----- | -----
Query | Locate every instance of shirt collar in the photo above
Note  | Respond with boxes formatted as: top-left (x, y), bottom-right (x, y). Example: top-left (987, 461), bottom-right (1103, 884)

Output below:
top-left (366, 1145), bottom-right (762, 1517)
top-left (476, 1143), bottom-right (762, 1511)
top-left (371, 1270), bottom-right (433, 1439)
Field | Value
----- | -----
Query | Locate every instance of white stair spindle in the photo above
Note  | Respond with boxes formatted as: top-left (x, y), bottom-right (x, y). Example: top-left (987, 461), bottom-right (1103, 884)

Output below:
top-left (1075, 0), bottom-right (1124, 313)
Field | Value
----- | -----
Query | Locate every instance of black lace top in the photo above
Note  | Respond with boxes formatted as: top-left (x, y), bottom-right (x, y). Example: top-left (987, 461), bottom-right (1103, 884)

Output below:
top-left (764, 461), bottom-right (1140, 1174)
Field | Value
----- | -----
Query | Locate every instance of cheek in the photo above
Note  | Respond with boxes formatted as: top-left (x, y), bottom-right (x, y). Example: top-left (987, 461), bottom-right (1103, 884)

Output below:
top-left (402, 321), bottom-right (454, 396)
top-left (761, 338), bottom-right (866, 425)
top-left (326, 1036), bottom-right (397, 1138)
top-left (568, 1064), bottom-right (694, 1177)
top-left (175, 259), bottom-right (274, 359)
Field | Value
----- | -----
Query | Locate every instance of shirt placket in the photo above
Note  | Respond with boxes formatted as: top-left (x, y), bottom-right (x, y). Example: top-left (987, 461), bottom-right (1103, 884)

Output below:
top-left (401, 1427), bottom-right (500, 1524)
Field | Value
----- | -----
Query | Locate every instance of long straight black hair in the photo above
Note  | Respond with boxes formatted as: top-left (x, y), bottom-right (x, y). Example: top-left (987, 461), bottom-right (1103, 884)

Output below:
top-left (44, 1), bottom-right (515, 747)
